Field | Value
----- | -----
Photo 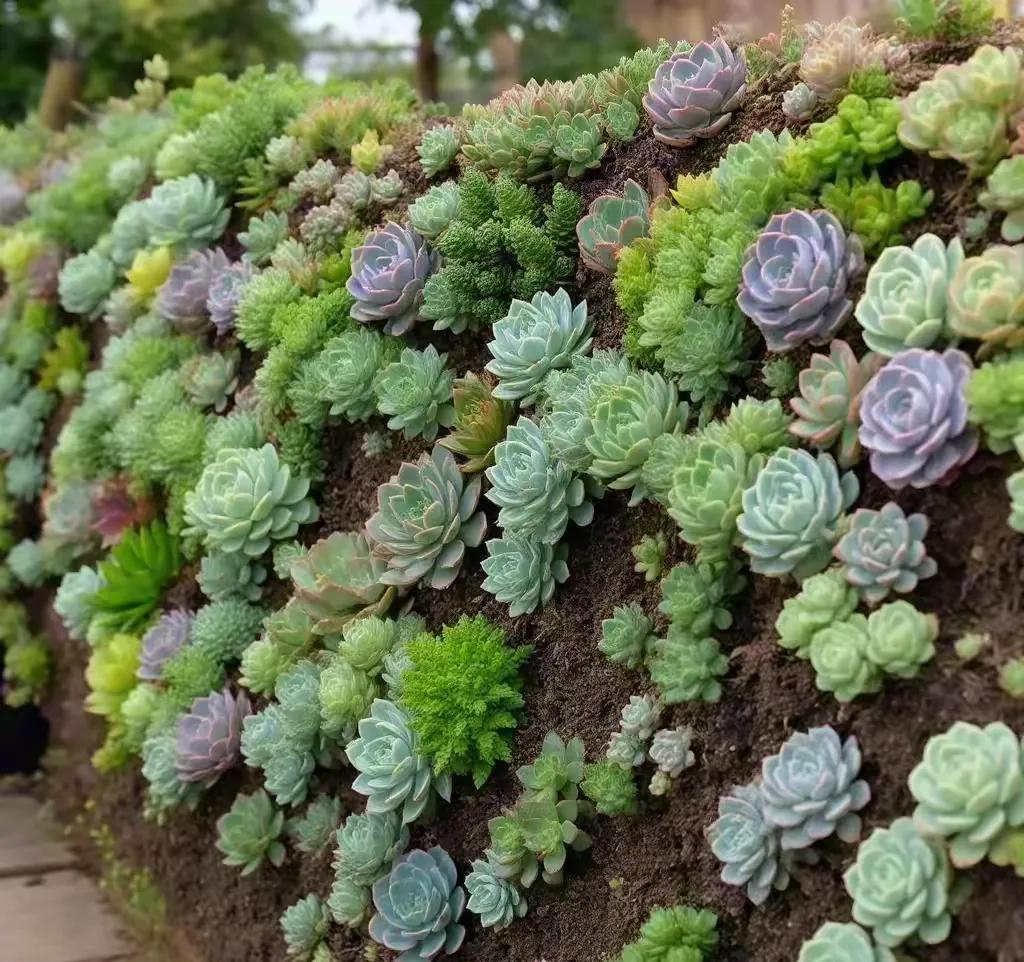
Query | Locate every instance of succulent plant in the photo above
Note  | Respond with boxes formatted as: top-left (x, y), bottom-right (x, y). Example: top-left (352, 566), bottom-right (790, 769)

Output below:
top-left (216, 789), bottom-right (286, 875)
top-left (347, 223), bottom-right (439, 336)
top-left (287, 796), bottom-right (344, 856)
top-left (54, 566), bottom-right (104, 639)
top-left (649, 726), bottom-right (696, 779)
top-left (336, 170), bottom-right (373, 210)
top-left (141, 729), bottom-right (201, 819)
top-left (310, 328), bottom-right (392, 423)
top-left (616, 693), bottom-right (661, 742)
top-left (738, 208), bottom-right (864, 353)
top-left (708, 783), bottom-right (791, 905)
top-left (760, 726), bottom-right (870, 850)
top-left (486, 289), bottom-right (593, 404)
top-left (371, 169), bottom-right (403, 206)
top-left (291, 159), bottom-right (341, 203)
top-left (481, 534), bottom-right (569, 617)
top-left (137, 609), bottom-right (193, 681)
top-left (346, 699), bottom-right (453, 824)
top-left (198, 551), bottom-right (266, 603)
top-left (465, 859), bottom-right (527, 930)
top-left (408, 182), bottom-right (460, 240)
top-left (185, 444), bottom-right (318, 558)
top-left (436, 373), bottom-right (513, 473)
top-left (281, 894), bottom-right (330, 961)
top-left (643, 40), bottom-right (747, 147)
top-left (158, 248), bottom-right (230, 333)
top-left (59, 251), bottom-right (116, 317)
top-left (265, 134), bottom-right (311, 176)
top-left (659, 560), bottom-right (743, 637)
top-left (240, 210), bottom-right (290, 265)
top-left (632, 532), bottom-right (668, 583)
top-left (516, 792), bottom-right (592, 883)
top-left (367, 447), bottom-right (487, 590)
top-left (859, 349), bottom-right (978, 489)
top-left (599, 603), bottom-right (656, 669)
top-left (576, 179), bottom-right (652, 274)
top-left (516, 731), bottom-right (585, 801)
top-left (375, 346), bottom-right (455, 442)
top-left (775, 568), bottom-right (858, 659)
top-left (369, 847), bottom-right (466, 962)
top-left (799, 18), bottom-right (896, 99)
top-left (790, 340), bottom-right (884, 468)
top-left (854, 233), bottom-right (963, 357)
top-left (181, 351), bottom-right (239, 412)
top-left (353, 130), bottom-right (393, 174)
top-left (145, 174), bottom-right (230, 252)
top-left (649, 634), bottom-right (728, 704)
top-left (844, 817), bottom-right (953, 947)
top-left (418, 125), bottom-right (460, 179)
top-left (328, 875), bottom-right (371, 928)
top-left (334, 810), bottom-right (410, 888)
top-left (783, 82), bottom-right (818, 121)
top-left (909, 720), bottom-right (1024, 867)
top-left (798, 922), bottom-right (897, 962)
top-left (980, 156), bottom-right (1024, 241)
top-left (206, 260), bottom-right (255, 336)
top-left (999, 658), bottom-right (1024, 697)
top-left (580, 759), bottom-right (638, 816)
top-left (809, 615), bottom-right (882, 702)
top-left (174, 688), bottom-right (252, 787)
top-left (948, 244), bottom-right (1024, 349)
top-left (337, 617), bottom-right (398, 677)
top-left (738, 448), bottom-right (859, 579)
top-left (607, 731), bottom-right (646, 768)
top-left (486, 417), bottom-right (592, 543)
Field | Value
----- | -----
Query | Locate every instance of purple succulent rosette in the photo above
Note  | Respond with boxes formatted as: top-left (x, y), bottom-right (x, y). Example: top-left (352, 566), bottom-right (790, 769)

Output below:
top-left (137, 608), bottom-right (193, 681)
top-left (859, 348), bottom-right (979, 489)
top-left (347, 223), bottom-right (439, 336)
top-left (643, 39), bottom-right (747, 148)
top-left (158, 247), bottom-right (230, 333)
top-left (206, 259), bottom-right (255, 336)
top-left (175, 688), bottom-right (252, 787)
top-left (738, 209), bottom-right (864, 353)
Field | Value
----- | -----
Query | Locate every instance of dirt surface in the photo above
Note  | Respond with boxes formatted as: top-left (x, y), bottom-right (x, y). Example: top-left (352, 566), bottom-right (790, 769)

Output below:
top-left (39, 32), bottom-right (1024, 962)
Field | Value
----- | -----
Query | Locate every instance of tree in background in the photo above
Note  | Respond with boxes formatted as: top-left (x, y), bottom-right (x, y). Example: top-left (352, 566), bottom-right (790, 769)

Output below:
top-left (0, 2), bottom-right (53, 125)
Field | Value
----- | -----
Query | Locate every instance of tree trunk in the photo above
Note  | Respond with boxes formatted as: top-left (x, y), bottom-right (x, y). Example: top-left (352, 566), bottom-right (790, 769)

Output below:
top-left (38, 55), bottom-right (84, 131)
top-left (416, 29), bottom-right (440, 102)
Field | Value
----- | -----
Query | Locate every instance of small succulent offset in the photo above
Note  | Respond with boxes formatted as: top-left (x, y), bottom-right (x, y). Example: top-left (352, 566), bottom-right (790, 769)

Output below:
top-left (347, 223), bottom-right (439, 336)
top-left (834, 503), bottom-right (938, 605)
top-left (761, 726), bottom-right (870, 850)
top-left (281, 894), bottom-right (330, 961)
top-left (366, 447), bottom-right (487, 590)
top-left (854, 234), bottom-right (964, 357)
top-left (649, 726), bottom-right (696, 784)
top-left (738, 208), bottom-right (865, 353)
top-left (738, 448), bottom-right (859, 579)
top-left (486, 289), bottom-right (593, 404)
top-left (145, 174), bottom-right (230, 252)
top-left (58, 251), bottom-right (116, 317)
top-left (481, 534), bottom-right (569, 617)
top-left (775, 568), bottom-right (858, 659)
top-left (790, 340), bottom-right (884, 468)
top-left (580, 759), bottom-right (638, 816)
top-left (486, 417), bottom-right (593, 544)
top-left (346, 699), bottom-right (453, 825)
top-left (649, 634), bottom-right (728, 704)
top-left (215, 789), bottom-right (286, 876)
top-left (515, 791), bottom-right (592, 883)
top-left (436, 373), bottom-right (513, 474)
top-left (844, 817), bottom-right (953, 947)
top-left (859, 349), bottom-right (978, 489)
top-left (576, 179), bottom-right (652, 274)
top-left (375, 346), bottom-right (455, 442)
top-left (809, 616), bottom-right (881, 702)
top-left (909, 721), bottom-right (1024, 867)
top-left (465, 858), bottom-right (527, 930)
top-left (659, 560), bottom-right (742, 637)
top-left (372, 169), bottom-right (404, 206)
top-left (174, 688), bottom-right (252, 787)
top-left (632, 532), bottom-right (668, 583)
top-left (408, 182), bottom-right (460, 240)
top-left (287, 796), bottom-right (344, 856)
top-left (947, 244), bottom-right (1024, 349)
top-left (783, 82), bottom-right (818, 121)
top-left (185, 444), bottom-right (318, 557)
top-left (980, 156), bottom-right (1024, 242)
top-left (418, 125), bottom-right (460, 179)
top-left (644, 40), bottom-right (748, 147)
top-left (368, 847), bottom-right (466, 962)
top-left (798, 922), bottom-right (897, 962)
top-left (600, 604), bottom-right (657, 669)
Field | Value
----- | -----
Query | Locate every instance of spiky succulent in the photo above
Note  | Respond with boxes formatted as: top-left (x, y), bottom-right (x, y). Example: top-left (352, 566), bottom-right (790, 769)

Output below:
top-left (138, 609), bottom-right (193, 681)
top-left (59, 251), bottom-right (116, 317)
top-left (145, 174), bottom-right (230, 252)
top-left (465, 859), bottom-right (527, 930)
top-left (375, 346), bottom-right (455, 442)
top-left (174, 688), bottom-right (252, 787)
top-left (417, 125), bottom-right (459, 178)
top-left (481, 534), bottom-right (569, 617)
top-left (577, 179), bottom-right (652, 274)
top-left (599, 603), bottom-right (656, 669)
top-left (366, 447), bottom-right (487, 590)
top-left (948, 244), bottom-right (1024, 349)
top-left (643, 40), bottom-right (748, 147)
top-left (240, 211), bottom-right (290, 265)
top-left (436, 373), bottom-right (512, 474)
top-left (215, 789), bottom-right (286, 876)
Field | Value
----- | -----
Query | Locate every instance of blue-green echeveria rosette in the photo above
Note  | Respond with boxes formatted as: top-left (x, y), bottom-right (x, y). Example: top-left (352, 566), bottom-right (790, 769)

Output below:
top-left (144, 174), bottom-right (230, 252)
top-left (185, 444), bottom-right (318, 558)
top-left (844, 817), bottom-right (954, 947)
top-left (909, 720), bottom-right (1024, 868)
top-left (737, 447), bottom-right (859, 579)
top-left (465, 858), bottom-right (527, 930)
top-left (58, 251), bottom-right (116, 318)
top-left (486, 417), bottom-right (593, 544)
top-left (854, 233), bottom-right (964, 357)
top-left (738, 208), bottom-right (864, 353)
top-left (485, 288), bottom-right (594, 404)
top-left (798, 922), bottom-right (897, 962)
top-left (375, 346), bottom-right (455, 442)
top-left (834, 502), bottom-right (938, 605)
top-left (345, 699), bottom-right (453, 825)
top-left (333, 810), bottom-right (410, 888)
top-left (760, 726), bottom-right (870, 850)
top-left (368, 847), bottom-right (467, 962)
top-left (481, 534), bottom-right (569, 617)
top-left (366, 446), bottom-right (487, 590)
top-left (347, 222), bottom-right (439, 336)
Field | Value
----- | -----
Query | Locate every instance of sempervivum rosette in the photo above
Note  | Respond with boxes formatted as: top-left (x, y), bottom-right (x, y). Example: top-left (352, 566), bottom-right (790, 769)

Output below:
top-left (347, 223), bottom-right (439, 336)
top-left (175, 688), bottom-right (252, 787)
top-left (643, 40), bottom-right (748, 147)
top-left (859, 348), bottom-right (978, 489)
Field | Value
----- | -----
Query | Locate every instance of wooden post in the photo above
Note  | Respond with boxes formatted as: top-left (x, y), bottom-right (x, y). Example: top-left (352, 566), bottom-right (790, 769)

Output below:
top-left (37, 56), bottom-right (84, 132)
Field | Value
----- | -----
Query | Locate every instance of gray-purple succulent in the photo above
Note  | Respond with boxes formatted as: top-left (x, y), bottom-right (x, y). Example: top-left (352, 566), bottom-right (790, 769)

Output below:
top-left (174, 688), bottom-right (253, 787)
top-left (138, 609), bottom-right (193, 681)
top-left (207, 260), bottom-right (256, 336)
top-left (347, 223), bottom-right (439, 336)
top-left (158, 248), bottom-right (230, 333)
top-left (858, 348), bottom-right (978, 489)
top-left (738, 209), bottom-right (865, 353)
top-left (643, 40), bottom-right (748, 147)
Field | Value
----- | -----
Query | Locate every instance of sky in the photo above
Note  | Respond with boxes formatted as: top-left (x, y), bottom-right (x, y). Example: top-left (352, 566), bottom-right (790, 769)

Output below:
top-left (303, 0), bottom-right (419, 44)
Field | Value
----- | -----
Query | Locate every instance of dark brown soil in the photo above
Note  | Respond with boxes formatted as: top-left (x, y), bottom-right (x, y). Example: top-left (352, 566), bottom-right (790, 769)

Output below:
top-left (38, 31), bottom-right (1024, 962)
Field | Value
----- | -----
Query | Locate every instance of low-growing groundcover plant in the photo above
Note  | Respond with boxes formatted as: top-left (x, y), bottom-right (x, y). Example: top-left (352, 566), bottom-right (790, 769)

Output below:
top-left (5, 9), bottom-right (1024, 962)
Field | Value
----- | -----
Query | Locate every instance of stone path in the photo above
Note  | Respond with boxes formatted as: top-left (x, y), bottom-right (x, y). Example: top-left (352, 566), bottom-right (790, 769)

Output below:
top-left (0, 793), bottom-right (138, 962)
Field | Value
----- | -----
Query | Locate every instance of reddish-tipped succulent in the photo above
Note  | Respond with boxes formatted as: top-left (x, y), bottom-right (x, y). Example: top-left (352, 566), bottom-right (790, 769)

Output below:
top-left (576, 179), bottom-right (653, 274)
top-left (436, 373), bottom-right (513, 473)
top-left (175, 688), bottom-right (253, 787)
top-left (91, 477), bottom-right (156, 547)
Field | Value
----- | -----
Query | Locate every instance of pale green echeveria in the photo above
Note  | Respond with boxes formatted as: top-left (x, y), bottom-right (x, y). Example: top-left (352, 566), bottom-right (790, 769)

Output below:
top-left (980, 155), bottom-right (1024, 241)
top-left (599, 602), bottom-right (656, 669)
top-left (710, 396), bottom-right (793, 458)
top-left (215, 789), bottom-right (286, 876)
top-left (585, 370), bottom-right (689, 504)
top-left (319, 656), bottom-right (377, 740)
top-left (265, 134), bottom-right (312, 177)
top-left (632, 532), bottom-right (668, 583)
top-left (844, 817), bottom-right (953, 947)
top-left (809, 614), bottom-right (882, 702)
top-left (659, 559), bottom-right (742, 637)
top-left (198, 551), bottom-right (267, 603)
top-left (835, 503), bottom-right (938, 605)
top-left (465, 858), bottom-right (527, 930)
top-left (408, 181), bottom-right (460, 239)
top-left (854, 233), bottom-right (964, 357)
top-left (59, 251), bottom-right (116, 318)
top-left (375, 345), bottom-right (455, 442)
top-left (607, 731), bottom-right (646, 768)
top-left (54, 565), bottom-right (105, 639)
top-left (184, 444), bottom-right (318, 558)
top-left (516, 731), bottom-right (585, 800)
top-left (144, 174), bottom-right (230, 252)
top-left (281, 894), bottom-right (330, 961)
top-left (337, 617), bottom-right (398, 677)
top-left (516, 793), bottom-right (592, 884)
top-left (240, 210), bottom-right (290, 265)
top-left (366, 447), bottom-right (487, 590)
top-left (481, 534), bottom-right (568, 617)
top-left (328, 874), bottom-right (371, 927)
top-left (108, 155), bottom-right (148, 200)
top-left (909, 720), bottom-right (1024, 867)
top-left (417, 125), bottom-right (459, 179)
top-left (798, 922), bottom-right (896, 962)
top-left (486, 417), bottom-right (593, 545)
top-left (287, 796), bottom-right (344, 856)
top-left (760, 726), bottom-right (870, 851)
top-left (314, 328), bottom-right (396, 422)
top-left (334, 810), bottom-right (410, 888)
top-left (154, 131), bottom-right (199, 182)
top-left (865, 600), bottom-right (937, 678)
top-left (648, 726), bottom-right (695, 782)
top-left (738, 448), bottom-right (859, 579)
top-left (486, 288), bottom-right (594, 404)
top-left (345, 699), bottom-right (453, 825)
top-left (948, 244), bottom-right (1024, 350)
top-left (775, 568), bottom-right (858, 659)
top-left (181, 350), bottom-right (239, 412)
top-left (141, 729), bottom-right (202, 821)
top-left (649, 634), bottom-right (728, 705)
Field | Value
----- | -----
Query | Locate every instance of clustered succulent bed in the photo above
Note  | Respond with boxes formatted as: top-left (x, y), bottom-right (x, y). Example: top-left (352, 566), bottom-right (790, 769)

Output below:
top-left (2, 5), bottom-right (1024, 961)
